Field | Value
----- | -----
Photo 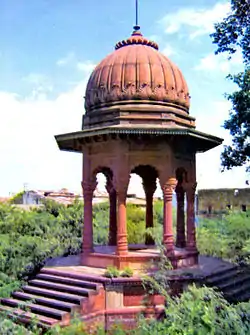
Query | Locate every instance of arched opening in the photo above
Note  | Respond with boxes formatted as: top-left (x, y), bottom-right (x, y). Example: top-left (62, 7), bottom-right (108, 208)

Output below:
top-left (175, 167), bottom-right (187, 248)
top-left (127, 165), bottom-right (159, 246)
top-left (92, 167), bottom-right (116, 247)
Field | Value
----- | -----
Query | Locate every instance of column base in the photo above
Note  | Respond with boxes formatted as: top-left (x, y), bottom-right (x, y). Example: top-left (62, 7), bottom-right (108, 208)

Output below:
top-left (176, 240), bottom-right (186, 248)
top-left (168, 249), bottom-right (199, 269)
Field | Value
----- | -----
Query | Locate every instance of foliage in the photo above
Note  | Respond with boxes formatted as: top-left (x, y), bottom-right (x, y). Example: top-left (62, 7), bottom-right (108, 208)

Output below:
top-left (103, 265), bottom-right (133, 278)
top-left (143, 244), bottom-right (172, 297)
top-left (221, 70), bottom-right (250, 171)
top-left (211, 0), bottom-right (250, 172)
top-left (120, 266), bottom-right (134, 278)
top-left (9, 191), bottom-right (25, 204)
top-left (103, 265), bottom-right (120, 278)
top-left (197, 210), bottom-right (250, 263)
top-left (0, 199), bottom-right (83, 297)
top-left (211, 0), bottom-right (250, 64)
top-left (1, 199), bottom-right (250, 333)
top-left (127, 204), bottom-right (146, 244)
top-left (93, 202), bottom-right (109, 245)
top-left (137, 285), bottom-right (250, 335)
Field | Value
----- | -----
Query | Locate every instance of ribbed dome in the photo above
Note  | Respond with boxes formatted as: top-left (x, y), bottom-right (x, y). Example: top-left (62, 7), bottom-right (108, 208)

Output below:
top-left (84, 30), bottom-right (190, 113)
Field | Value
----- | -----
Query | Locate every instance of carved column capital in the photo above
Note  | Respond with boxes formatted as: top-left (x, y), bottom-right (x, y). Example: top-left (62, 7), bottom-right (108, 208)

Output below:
top-left (81, 179), bottom-right (97, 199)
top-left (113, 177), bottom-right (130, 202)
top-left (162, 178), bottom-right (177, 201)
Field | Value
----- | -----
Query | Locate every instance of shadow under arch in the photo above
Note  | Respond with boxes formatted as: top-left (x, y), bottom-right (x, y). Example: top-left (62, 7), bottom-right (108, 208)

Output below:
top-left (175, 167), bottom-right (187, 248)
top-left (175, 167), bottom-right (188, 184)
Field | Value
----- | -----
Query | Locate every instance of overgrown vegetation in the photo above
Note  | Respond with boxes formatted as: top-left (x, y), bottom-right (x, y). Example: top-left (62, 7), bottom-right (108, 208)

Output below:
top-left (0, 200), bottom-right (250, 333)
top-left (197, 210), bottom-right (250, 264)
top-left (211, 0), bottom-right (250, 172)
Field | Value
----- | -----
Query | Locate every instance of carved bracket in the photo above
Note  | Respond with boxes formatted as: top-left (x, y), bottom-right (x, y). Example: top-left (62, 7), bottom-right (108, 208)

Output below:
top-left (81, 179), bottom-right (97, 199)
top-left (142, 178), bottom-right (157, 197)
top-left (183, 182), bottom-right (197, 200)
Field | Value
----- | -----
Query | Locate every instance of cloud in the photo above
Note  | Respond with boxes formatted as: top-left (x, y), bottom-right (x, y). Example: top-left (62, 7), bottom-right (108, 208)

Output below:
top-left (195, 51), bottom-right (243, 73)
top-left (161, 44), bottom-right (176, 57)
top-left (77, 60), bottom-right (96, 73)
top-left (0, 67), bottom-right (247, 197)
top-left (160, 2), bottom-right (231, 39)
top-left (0, 61), bottom-right (96, 196)
top-left (195, 100), bottom-right (249, 189)
top-left (56, 54), bottom-right (96, 75)
top-left (22, 73), bottom-right (54, 100)
top-left (56, 52), bottom-right (75, 67)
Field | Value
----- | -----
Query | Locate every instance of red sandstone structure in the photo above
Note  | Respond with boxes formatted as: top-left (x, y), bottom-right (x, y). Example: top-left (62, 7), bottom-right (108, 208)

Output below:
top-left (56, 27), bottom-right (223, 271)
top-left (0, 25), bottom-right (227, 332)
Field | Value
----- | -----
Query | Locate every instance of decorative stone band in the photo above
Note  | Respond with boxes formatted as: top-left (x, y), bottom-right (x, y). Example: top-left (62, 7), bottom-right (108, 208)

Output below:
top-left (115, 31), bottom-right (159, 50)
top-left (85, 85), bottom-right (190, 112)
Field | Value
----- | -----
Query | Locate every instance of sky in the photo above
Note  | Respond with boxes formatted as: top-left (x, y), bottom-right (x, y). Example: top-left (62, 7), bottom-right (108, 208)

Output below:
top-left (0, 0), bottom-right (248, 197)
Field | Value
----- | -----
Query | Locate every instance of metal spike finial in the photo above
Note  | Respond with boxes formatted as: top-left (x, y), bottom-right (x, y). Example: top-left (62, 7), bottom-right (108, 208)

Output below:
top-left (133, 0), bottom-right (140, 31)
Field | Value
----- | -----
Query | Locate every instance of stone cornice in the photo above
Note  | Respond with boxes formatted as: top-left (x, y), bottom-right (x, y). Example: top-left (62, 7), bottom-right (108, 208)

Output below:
top-left (55, 126), bottom-right (223, 154)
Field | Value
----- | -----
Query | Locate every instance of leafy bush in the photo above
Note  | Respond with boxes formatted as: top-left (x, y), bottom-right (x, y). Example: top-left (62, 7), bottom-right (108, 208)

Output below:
top-left (197, 211), bottom-right (250, 263)
top-left (135, 285), bottom-right (250, 335)
top-left (93, 202), bottom-right (109, 245)
top-left (103, 266), bottom-right (120, 278)
top-left (120, 267), bottom-right (134, 278)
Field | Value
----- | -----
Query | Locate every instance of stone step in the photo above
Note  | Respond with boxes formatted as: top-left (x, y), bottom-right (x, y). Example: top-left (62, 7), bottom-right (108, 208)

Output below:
top-left (224, 281), bottom-right (250, 302)
top-left (205, 266), bottom-right (238, 283)
top-left (1, 298), bottom-right (70, 322)
top-left (41, 268), bottom-right (110, 284)
top-left (12, 291), bottom-right (80, 313)
top-left (0, 305), bottom-right (59, 328)
top-left (206, 269), bottom-right (241, 286)
top-left (28, 279), bottom-right (93, 297)
top-left (234, 289), bottom-right (250, 302)
top-left (218, 273), bottom-right (250, 291)
top-left (22, 285), bottom-right (87, 305)
top-left (36, 273), bottom-right (98, 290)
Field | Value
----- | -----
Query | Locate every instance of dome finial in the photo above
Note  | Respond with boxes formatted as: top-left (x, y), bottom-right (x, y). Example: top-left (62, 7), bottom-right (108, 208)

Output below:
top-left (133, 0), bottom-right (140, 31)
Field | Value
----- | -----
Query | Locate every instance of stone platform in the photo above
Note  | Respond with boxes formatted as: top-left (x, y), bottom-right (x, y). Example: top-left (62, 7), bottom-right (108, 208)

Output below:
top-left (0, 254), bottom-right (238, 331)
top-left (80, 244), bottom-right (199, 270)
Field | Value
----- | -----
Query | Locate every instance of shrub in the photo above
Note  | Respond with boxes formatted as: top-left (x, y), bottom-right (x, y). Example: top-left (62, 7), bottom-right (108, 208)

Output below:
top-left (197, 211), bottom-right (250, 263)
top-left (103, 266), bottom-right (120, 278)
top-left (120, 267), bottom-right (134, 278)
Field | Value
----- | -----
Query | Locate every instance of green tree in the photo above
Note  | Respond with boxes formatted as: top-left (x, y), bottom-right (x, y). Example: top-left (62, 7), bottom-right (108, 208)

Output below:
top-left (211, 0), bottom-right (250, 172)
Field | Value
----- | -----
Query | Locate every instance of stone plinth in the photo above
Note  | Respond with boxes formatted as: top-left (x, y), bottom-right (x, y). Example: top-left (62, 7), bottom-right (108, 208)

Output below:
top-left (81, 245), bottom-right (199, 270)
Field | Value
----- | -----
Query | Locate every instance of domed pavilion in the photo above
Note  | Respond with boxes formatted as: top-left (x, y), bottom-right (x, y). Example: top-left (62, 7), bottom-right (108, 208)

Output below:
top-left (55, 27), bottom-right (223, 270)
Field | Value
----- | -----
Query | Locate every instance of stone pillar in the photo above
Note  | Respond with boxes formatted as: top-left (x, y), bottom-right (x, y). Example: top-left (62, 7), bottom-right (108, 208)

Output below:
top-left (143, 179), bottom-right (157, 245)
top-left (175, 183), bottom-right (186, 248)
top-left (162, 178), bottom-right (177, 255)
top-left (82, 180), bottom-right (96, 254)
top-left (106, 179), bottom-right (117, 246)
top-left (185, 182), bottom-right (197, 251)
top-left (116, 182), bottom-right (129, 256)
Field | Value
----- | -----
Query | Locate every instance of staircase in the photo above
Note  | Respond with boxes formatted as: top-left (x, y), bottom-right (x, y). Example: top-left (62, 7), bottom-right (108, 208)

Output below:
top-left (0, 268), bottom-right (105, 331)
top-left (204, 265), bottom-right (250, 303)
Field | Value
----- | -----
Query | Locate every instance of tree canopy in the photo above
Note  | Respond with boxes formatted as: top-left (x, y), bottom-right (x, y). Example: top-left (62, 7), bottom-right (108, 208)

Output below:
top-left (211, 0), bottom-right (250, 173)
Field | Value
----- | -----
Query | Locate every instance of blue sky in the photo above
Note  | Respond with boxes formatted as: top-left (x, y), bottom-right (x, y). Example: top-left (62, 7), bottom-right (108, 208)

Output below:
top-left (0, 0), bottom-right (248, 196)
